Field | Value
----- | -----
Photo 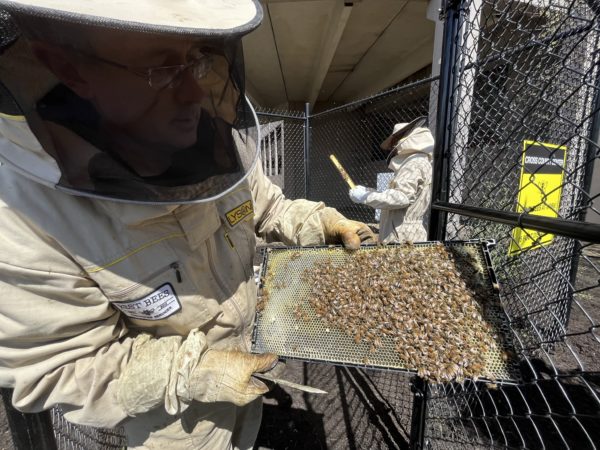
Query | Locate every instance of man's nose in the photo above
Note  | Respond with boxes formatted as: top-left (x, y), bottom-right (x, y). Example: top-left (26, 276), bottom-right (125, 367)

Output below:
top-left (174, 68), bottom-right (205, 103)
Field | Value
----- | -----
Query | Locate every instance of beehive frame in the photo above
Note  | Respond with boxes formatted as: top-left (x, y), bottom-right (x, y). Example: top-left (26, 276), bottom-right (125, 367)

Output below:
top-left (252, 240), bottom-right (519, 383)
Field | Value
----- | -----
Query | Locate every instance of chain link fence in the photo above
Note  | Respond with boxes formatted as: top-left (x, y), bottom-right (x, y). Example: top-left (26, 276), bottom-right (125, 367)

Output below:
top-left (425, 0), bottom-right (600, 448)
top-left (309, 78), bottom-right (438, 225)
top-left (255, 77), bottom-right (439, 228)
top-left (253, 108), bottom-right (307, 201)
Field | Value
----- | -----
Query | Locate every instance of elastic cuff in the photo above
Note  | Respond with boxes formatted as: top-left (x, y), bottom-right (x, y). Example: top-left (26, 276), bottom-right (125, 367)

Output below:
top-left (116, 334), bottom-right (181, 416)
top-left (165, 329), bottom-right (208, 415)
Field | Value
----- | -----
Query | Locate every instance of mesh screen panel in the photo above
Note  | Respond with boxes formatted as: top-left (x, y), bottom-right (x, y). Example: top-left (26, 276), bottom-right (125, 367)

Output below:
top-left (51, 407), bottom-right (126, 450)
top-left (252, 242), bottom-right (518, 382)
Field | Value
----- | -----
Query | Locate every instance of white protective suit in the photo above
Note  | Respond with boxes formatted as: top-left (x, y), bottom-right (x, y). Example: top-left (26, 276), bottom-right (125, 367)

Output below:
top-left (0, 2), bottom-right (375, 448)
top-left (0, 135), bottom-right (355, 449)
top-left (349, 125), bottom-right (434, 243)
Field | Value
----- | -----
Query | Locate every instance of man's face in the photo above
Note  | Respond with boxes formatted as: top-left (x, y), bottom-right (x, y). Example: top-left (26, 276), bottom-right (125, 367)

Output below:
top-left (75, 31), bottom-right (229, 150)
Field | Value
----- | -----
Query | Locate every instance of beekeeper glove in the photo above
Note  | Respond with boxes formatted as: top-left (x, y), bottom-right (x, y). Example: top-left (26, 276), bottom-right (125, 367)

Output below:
top-left (349, 185), bottom-right (372, 204)
top-left (116, 330), bottom-right (278, 417)
top-left (182, 349), bottom-right (279, 407)
top-left (319, 207), bottom-right (376, 250)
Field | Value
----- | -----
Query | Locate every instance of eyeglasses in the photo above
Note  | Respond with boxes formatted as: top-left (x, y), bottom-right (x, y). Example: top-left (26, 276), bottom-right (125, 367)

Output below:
top-left (76, 47), bottom-right (215, 90)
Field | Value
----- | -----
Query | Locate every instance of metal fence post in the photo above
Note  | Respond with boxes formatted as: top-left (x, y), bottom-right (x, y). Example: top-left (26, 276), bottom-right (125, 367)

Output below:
top-left (304, 102), bottom-right (311, 199)
top-left (581, 66), bottom-right (600, 226)
top-left (428, 0), bottom-right (462, 241)
top-left (409, 377), bottom-right (429, 450)
top-left (566, 57), bottom-right (600, 327)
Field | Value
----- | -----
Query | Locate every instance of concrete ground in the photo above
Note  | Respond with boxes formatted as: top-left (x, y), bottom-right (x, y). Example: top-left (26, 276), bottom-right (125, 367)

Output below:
top-left (0, 398), bottom-right (14, 450)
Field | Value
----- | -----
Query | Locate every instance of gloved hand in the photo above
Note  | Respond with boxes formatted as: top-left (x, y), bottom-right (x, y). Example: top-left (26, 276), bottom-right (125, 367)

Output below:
top-left (116, 331), bottom-right (279, 417)
top-left (319, 208), bottom-right (376, 250)
top-left (349, 185), bottom-right (371, 204)
top-left (186, 350), bottom-right (279, 406)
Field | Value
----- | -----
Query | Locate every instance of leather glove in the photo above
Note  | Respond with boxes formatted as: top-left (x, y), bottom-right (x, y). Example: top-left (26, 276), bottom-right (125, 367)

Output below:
top-left (116, 331), bottom-right (278, 417)
top-left (349, 185), bottom-right (371, 204)
top-left (319, 208), bottom-right (376, 250)
top-left (186, 350), bottom-right (279, 406)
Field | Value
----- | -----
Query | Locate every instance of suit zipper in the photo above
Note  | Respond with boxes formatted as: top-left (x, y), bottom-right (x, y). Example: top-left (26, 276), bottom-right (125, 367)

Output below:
top-left (224, 230), bottom-right (252, 279)
top-left (109, 261), bottom-right (182, 299)
top-left (224, 231), bottom-right (235, 249)
top-left (170, 262), bottom-right (182, 283)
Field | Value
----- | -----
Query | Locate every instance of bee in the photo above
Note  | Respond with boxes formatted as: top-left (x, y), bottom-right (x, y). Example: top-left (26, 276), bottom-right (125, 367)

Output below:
top-left (293, 244), bottom-right (500, 382)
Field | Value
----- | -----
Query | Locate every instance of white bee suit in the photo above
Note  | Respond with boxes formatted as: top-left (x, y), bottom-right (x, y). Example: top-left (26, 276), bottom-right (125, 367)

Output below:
top-left (349, 126), bottom-right (434, 243)
top-left (0, 146), bottom-right (346, 449)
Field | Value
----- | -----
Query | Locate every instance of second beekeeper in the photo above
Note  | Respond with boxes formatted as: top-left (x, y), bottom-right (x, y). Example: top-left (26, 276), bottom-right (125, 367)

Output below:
top-left (349, 118), bottom-right (434, 243)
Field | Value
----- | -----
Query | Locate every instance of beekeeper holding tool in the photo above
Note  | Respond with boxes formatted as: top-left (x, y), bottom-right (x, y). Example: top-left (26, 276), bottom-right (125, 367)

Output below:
top-left (0, 1), bottom-right (375, 448)
top-left (349, 117), bottom-right (434, 243)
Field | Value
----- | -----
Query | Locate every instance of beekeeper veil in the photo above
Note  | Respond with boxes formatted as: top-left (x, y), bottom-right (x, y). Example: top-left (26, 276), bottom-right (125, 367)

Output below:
top-left (0, 0), bottom-right (263, 204)
top-left (381, 116), bottom-right (431, 166)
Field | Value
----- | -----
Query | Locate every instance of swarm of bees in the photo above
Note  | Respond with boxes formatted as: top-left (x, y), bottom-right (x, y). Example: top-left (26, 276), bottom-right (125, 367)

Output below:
top-left (299, 243), bottom-right (501, 383)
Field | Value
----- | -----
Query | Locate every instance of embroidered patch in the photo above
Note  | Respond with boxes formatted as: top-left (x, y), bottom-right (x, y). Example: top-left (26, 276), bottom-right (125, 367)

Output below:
top-left (112, 283), bottom-right (181, 321)
top-left (226, 200), bottom-right (254, 227)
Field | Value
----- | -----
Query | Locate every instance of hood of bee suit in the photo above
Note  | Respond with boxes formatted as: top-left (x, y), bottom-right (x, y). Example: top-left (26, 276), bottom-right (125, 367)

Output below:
top-left (0, 1), bottom-right (264, 204)
top-left (383, 124), bottom-right (434, 172)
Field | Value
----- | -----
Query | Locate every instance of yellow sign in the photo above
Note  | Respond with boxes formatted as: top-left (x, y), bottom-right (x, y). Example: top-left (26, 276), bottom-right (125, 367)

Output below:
top-left (226, 200), bottom-right (254, 227)
top-left (508, 140), bottom-right (567, 256)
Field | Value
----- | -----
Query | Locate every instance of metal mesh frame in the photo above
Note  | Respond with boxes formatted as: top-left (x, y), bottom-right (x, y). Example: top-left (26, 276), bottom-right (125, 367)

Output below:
top-left (252, 241), bottom-right (518, 382)
top-left (51, 407), bottom-right (126, 450)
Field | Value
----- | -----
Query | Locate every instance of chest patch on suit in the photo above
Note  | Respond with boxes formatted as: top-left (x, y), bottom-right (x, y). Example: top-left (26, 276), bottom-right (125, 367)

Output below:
top-left (112, 283), bottom-right (181, 320)
top-left (225, 200), bottom-right (254, 227)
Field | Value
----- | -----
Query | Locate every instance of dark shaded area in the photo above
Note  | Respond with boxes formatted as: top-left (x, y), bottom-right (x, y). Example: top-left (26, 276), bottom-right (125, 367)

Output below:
top-left (0, 393), bottom-right (15, 450)
top-left (255, 402), bottom-right (326, 450)
top-left (255, 361), bottom-right (414, 450)
top-left (0, 389), bottom-right (55, 450)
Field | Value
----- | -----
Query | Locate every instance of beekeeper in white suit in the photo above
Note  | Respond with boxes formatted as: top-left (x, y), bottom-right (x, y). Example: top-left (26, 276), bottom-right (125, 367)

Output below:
top-left (0, 1), bottom-right (375, 448)
top-left (349, 117), bottom-right (434, 243)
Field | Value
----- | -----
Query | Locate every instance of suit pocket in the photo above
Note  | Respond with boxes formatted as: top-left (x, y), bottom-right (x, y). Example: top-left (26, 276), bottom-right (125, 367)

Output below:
top-left (91, 256), bottom-right (218, 336)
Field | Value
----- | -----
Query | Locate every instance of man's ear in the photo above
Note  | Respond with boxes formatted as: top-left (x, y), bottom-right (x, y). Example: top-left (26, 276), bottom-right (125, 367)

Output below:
top-left (29, 41), bottom-right (93, 99)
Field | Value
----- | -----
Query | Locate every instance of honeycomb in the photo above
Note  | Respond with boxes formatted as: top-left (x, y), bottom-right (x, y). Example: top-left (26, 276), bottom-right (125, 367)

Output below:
top-left (252, 241), bottom-right (518, 383)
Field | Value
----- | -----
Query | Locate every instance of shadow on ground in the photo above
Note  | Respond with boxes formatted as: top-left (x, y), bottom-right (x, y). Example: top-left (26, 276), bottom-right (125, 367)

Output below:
top-left (255, 361), bottom-right (414, 450)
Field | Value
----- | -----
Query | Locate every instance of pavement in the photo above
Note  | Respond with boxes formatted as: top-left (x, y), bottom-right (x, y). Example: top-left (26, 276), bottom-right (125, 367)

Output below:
top-left (0, 397), bottom-right (14, 450)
